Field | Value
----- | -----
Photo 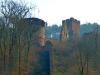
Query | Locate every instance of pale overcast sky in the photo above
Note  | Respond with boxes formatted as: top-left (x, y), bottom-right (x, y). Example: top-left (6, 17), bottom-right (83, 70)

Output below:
top-left (23, 0), bottom-right (100, 25)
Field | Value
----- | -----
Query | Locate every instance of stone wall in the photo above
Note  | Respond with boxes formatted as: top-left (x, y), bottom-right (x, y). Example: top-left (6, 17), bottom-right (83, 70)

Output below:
top-left (72, 19), bottom-right (80, 41)
top-left (60, 20), bottom-right (68, 41)
top-left (39, 25), bottom-right (45, 46)
top-left (60, 17), bottom-right (80, 41)
top-left (24, 18), bottom-right (46, 47)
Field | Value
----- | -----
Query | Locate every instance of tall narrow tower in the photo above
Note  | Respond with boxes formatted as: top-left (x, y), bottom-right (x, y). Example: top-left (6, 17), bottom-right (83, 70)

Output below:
top-left (60, 20), bottom-right (68, 41)
top-left (60, 17), bottom-right (80, 41)
top-left (23, 18), bottom-right (46, 47)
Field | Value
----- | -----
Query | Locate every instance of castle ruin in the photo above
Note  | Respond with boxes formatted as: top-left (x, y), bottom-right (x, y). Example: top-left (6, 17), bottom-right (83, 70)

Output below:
top-left (60, 20), bottom-right (68, 41)
top-left (38, 21), bottom-right (45, 46)
top-left (60, 17), bottom-right (80, 41)
top-left (24, 18), bottom-right (46, 46)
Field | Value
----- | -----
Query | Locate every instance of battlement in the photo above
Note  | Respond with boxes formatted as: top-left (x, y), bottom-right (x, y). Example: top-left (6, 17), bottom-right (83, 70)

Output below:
top-left (66, 17), bottom-right (80, 26)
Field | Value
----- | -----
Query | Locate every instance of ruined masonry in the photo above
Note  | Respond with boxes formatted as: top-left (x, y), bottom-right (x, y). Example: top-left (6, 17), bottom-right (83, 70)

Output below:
top-left (24, 18), bottom-right (46, 46)
top-left (39, 22), bottom-right (45, 46)
top-left (60, 17), bottom-right (80, 41)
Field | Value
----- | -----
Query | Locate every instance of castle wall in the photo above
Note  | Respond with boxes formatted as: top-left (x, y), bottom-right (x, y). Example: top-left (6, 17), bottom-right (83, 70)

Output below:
top-left (60, 20), bottom-right (68, 41)
top-left (72, 21), bottom-right (80, 40)
top-left (39, 25), bottom-right (45, 46)
top-left (24, 18), bottom-right (46, 47)
top-left (60, 18), bottom-right (80, 41)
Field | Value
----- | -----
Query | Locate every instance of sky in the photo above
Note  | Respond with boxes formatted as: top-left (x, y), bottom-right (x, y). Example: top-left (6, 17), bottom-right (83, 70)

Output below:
top-left (18, 0), bottom-right (100, 25)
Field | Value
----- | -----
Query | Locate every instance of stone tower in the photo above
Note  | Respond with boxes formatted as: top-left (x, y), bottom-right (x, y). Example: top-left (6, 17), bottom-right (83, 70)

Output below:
top-left (60, 20), bottom-right (68, 41)
top-left (23, 18), bottom-right (46, 47)
top-left (60, 17), bottom-right (80, 41)
top-left (71, 18), bottom-right (80, 41)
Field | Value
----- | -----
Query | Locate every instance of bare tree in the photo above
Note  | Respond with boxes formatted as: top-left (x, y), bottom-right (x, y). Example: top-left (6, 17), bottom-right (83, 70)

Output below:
top-left (0, 0), bottom-right (32, 75)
